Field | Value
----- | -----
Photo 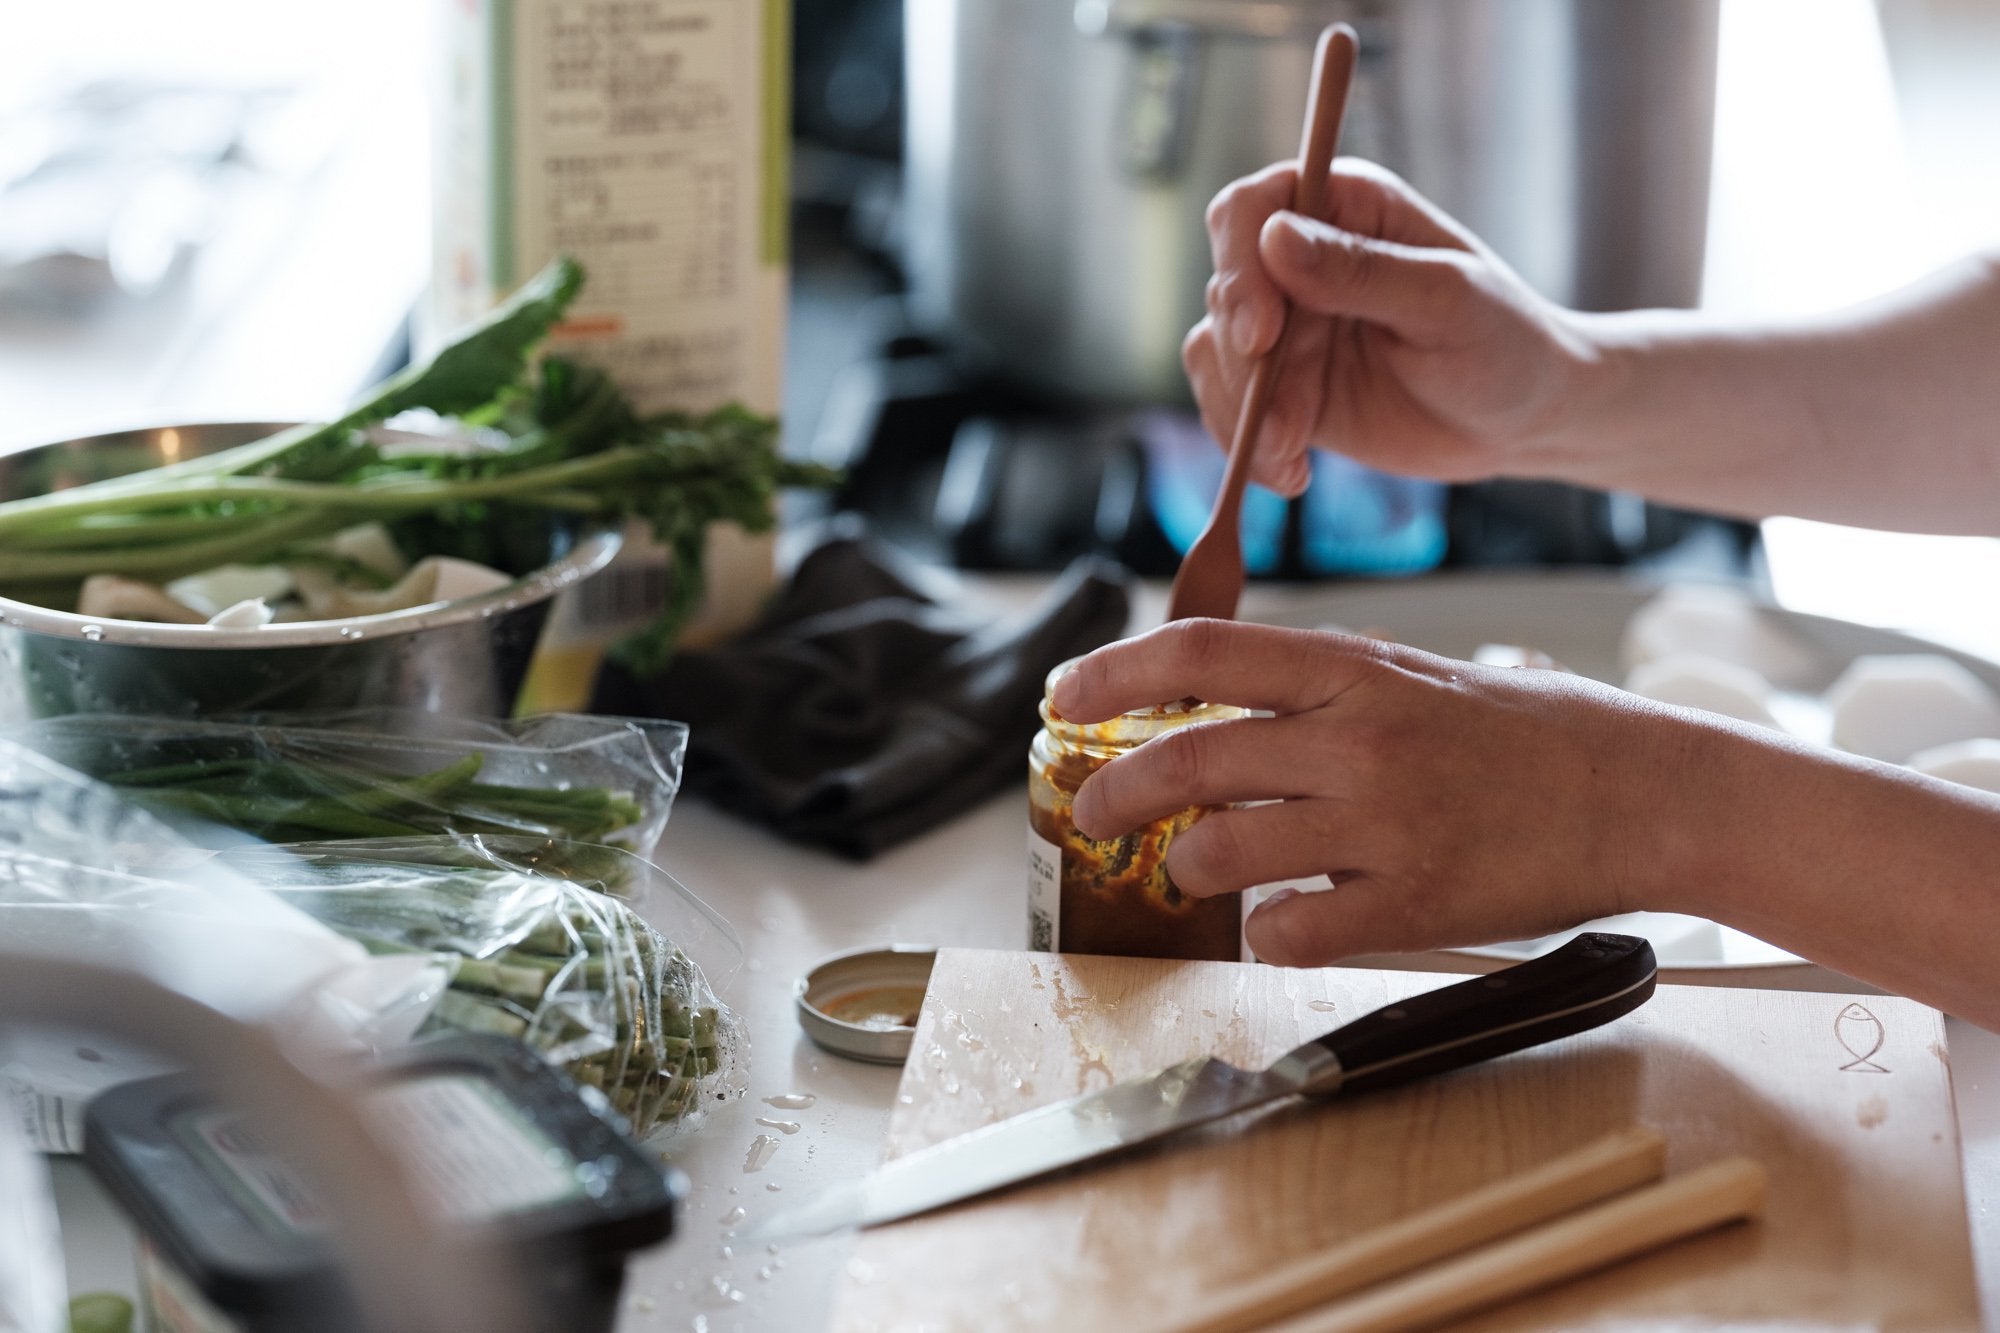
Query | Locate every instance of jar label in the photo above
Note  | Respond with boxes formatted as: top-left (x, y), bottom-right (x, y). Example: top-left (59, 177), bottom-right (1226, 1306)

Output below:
top-left (1027, 825), bottom-right (1062, 952)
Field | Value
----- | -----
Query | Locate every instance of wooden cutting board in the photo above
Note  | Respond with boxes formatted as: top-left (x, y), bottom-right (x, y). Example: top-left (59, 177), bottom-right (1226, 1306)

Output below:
top-left (830, 948), bottom-right (1979, 1330)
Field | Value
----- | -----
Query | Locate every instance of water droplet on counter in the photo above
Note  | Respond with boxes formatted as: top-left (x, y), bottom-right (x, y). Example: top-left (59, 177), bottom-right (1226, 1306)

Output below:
top-left (845, 1259), bottom-right (882, 1286)
top-left (79, 624), bottom-right (104, 641)
top-left (765, 1243), bottom-right (779, 1256)
top-left (719, 1206), bottom-right (746, 1227)
top-left (765, 1181), bottom-right (782, 1192)
top-left (1308, 999), bottom-right (1338, 1013)
top-left (691, 1315), bottom-right (708, 1333)
top-left (755, 1117), bottom-right (801, 1135)
top-left (757, 1265), bottom-right (776, 1281)
top-left (763, 1092), bottom-right (815, 1110)
top-left (699, 1275), bottom-right (743, 1309)
top-left (719, 1245), bottom-right (734, 1261)
top-left (743, 1134), bottom-right (780, 1172)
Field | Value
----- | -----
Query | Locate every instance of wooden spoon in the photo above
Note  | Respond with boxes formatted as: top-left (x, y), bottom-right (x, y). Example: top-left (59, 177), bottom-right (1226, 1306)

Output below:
top-left (1164, 23), bottom-right (1359, 623)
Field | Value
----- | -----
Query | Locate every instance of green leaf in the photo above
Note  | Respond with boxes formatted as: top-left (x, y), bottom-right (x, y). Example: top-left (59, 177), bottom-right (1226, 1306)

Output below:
top-left (68, 1293), bottom-right (135, 1333)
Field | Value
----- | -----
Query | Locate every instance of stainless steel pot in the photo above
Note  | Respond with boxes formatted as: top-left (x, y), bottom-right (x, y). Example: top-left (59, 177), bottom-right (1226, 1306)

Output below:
top-left (904, 0), bottom-right (1720, 405)
top-left (0, 423), bottom-right (620, 722)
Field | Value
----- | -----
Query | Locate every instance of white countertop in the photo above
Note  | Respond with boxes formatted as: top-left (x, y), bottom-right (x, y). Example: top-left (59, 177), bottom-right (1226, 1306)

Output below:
top-left (46, 575), bottom-right (2000, 1329)
top-left (617, 791), bottom-right (2000, 1331)
top-left (53, 786), bottom-right (1998, 1330)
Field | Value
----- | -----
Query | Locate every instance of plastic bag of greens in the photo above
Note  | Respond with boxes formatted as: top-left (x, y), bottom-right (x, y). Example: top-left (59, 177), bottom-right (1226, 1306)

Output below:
top-left (0, 740), bottom-right (737, 1147)
top-left (2, 711), bottom-right (688, 869)
top-left (0, 741), bottom-right (447, 1153)
top-left (212, 837), bottom-right (745, 1140)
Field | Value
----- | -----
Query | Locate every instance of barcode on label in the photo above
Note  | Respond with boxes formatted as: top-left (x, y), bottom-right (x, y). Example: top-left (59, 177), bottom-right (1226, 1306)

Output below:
top-left (4, 1079), bottom-right (85, 1154)
top-left (573, 560), bottom-right (672, 628)
top-left (1027, 824), bottom-right (1062, 952)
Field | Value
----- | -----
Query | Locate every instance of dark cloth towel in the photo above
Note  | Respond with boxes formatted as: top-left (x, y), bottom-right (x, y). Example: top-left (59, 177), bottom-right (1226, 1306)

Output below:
top-left (591, 530), bottom-right (1133, 858)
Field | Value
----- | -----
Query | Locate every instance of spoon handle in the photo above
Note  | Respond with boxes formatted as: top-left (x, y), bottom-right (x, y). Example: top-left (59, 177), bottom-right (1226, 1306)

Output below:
top-left (1165, 23), bottom-right (1358, 624)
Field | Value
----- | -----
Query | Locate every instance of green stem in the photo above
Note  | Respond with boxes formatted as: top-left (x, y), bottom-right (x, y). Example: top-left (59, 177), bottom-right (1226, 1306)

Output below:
top-left (0, 510), bottom-right (274, 550)
top-left (0, 449), bottom-right (647, 540)
top-left (0, 509), bottom-right (346, 583)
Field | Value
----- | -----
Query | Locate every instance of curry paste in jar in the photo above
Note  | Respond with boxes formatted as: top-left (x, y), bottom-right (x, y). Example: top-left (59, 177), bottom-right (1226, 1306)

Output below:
top-left (1027, 660), bottom-right (1246, 961)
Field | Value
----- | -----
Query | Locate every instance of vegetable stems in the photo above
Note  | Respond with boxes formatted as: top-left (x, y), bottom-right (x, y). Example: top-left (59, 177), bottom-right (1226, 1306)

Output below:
top-left (0, 254), bottom-right (836, 670)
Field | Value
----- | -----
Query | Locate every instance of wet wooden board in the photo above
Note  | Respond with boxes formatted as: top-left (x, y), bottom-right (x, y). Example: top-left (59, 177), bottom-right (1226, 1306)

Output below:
top-left (831, 948), bottom-right (1978, 1330)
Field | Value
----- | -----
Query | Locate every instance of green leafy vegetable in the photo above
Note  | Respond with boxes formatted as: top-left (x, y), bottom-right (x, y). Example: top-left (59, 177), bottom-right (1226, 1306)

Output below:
top-left (258, 852), bottom-right (733, 1135)
top-left (101, 752), bottom-right (648, 884)
top-left (0, 255), bottom-right (836, 672)
top-left (67, 1293), bottom-right (135, 1333)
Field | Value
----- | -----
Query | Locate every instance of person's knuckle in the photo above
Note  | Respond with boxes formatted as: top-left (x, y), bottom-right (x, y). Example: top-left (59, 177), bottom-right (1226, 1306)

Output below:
top-left (1257, 899), bottom-right (1335, 966)
top-left (1153, 725), bottom-right (1212, 795)
top-left (1205, 182), bottom-right (1244, 234)
top-left (1165, 616), bottom-right (1236, 677)
top-left (1171, 816), bottom-right (1243, 894)
top-left (1182, 320), bottom-right (1210, 373)
top-left (1338, 157), bottom-right (1405, 193)
top-left (1059, 654), bottom-right (1104, 714)
top-left (1422, 254), bottom-right (1476, 311)
top-left (1342, 718), bottom-right (1399, 772)
top-left (1329, 630), bottom-right (1395, 673)
top-left (1336, 232), bottom-right (1380, 292)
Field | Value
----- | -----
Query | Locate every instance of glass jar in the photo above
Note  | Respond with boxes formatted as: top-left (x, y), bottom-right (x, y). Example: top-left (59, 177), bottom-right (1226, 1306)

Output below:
top-left (1027, 659), bottom-right (1246, 961)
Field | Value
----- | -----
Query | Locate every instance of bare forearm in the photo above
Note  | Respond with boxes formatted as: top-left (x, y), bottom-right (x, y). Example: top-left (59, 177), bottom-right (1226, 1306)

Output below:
top-left (1528, 251), bottom-right (2000, 533)
top-left (1657, 718), bottom-right (2000, 1029)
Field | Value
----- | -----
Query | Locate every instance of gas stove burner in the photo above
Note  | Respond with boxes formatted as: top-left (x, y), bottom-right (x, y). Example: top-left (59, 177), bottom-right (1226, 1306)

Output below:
top-left (804, 321), bottom-right (1757, 582)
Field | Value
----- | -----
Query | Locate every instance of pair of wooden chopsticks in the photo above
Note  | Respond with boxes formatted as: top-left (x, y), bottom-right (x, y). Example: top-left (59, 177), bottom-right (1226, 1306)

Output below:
top-left (1167, 1128), bottom-right (1766, 1333)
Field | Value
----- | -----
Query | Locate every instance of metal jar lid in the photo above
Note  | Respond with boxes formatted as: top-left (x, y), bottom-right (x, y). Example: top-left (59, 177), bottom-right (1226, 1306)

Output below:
top-left (793, 945), bottom-right (938, 1064)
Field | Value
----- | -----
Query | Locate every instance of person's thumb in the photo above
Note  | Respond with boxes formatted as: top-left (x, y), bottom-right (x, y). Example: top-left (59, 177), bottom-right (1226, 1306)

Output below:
top-left (1244, 881), bottom-right (1434, 966)
top-left (1260, 211), bottom-right (1473, 341)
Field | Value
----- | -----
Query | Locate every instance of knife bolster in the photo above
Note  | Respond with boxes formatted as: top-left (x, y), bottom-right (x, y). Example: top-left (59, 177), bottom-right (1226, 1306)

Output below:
top-left (1272, 1042), bottom-right (1346, 1098)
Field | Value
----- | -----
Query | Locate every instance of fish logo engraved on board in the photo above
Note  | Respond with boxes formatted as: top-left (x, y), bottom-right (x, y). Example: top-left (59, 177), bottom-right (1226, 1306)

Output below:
top-left (1835, 1002), bottom-right (1889, 1073)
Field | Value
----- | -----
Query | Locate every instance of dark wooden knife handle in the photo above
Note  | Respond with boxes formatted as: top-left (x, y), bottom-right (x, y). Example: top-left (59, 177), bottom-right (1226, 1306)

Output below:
top-left (1295, 933), bottom-right (1656, 1100)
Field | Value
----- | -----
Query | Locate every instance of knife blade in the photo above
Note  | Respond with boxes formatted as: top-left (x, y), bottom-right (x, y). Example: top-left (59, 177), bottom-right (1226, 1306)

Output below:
top-left (747, 932), bottom-right (1656, 1243)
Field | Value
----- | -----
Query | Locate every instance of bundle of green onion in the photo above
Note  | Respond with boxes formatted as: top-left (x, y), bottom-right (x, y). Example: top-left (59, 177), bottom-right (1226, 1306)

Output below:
top-left (106, 751), bottom-right (643, 845)
top-left (255, 851), bottom-right (737, 1138)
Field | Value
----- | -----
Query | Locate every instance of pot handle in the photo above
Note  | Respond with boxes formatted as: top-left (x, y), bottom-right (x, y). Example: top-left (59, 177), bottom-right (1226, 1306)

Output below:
top-left (1114, 25), bottom-right (1203, 181)
top-left (1077, 0), bottom-right (1357, 41)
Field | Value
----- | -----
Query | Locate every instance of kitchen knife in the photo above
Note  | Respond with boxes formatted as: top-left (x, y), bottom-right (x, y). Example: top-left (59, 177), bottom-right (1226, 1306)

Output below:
top-left (748, 932), bottom-right (1656, 1242)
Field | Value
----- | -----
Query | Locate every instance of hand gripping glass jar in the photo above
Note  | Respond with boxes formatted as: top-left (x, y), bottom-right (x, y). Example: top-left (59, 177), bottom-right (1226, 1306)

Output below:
top-left (1027, 659), bottom-right (1246, 961)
